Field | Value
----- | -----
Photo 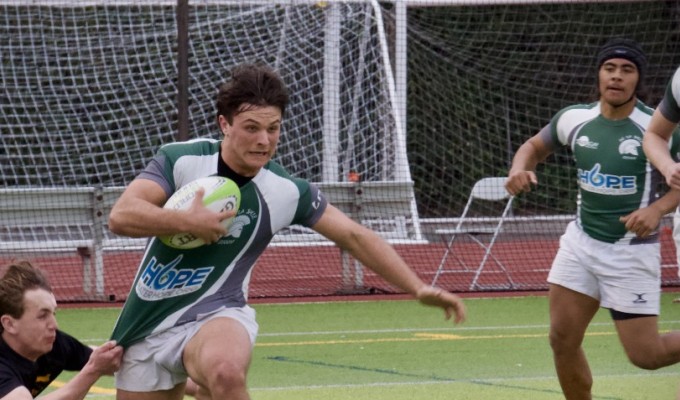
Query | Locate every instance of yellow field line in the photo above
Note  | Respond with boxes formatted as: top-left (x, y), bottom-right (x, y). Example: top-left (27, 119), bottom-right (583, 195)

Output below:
top-left (49, 379), bottom-right (115, 395)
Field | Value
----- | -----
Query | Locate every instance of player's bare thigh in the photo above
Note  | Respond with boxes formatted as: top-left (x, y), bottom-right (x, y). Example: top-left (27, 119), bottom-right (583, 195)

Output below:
top-left (183, 317), bottom-right (254, 387)
top-left (549, 284), bottom-right (600, 339)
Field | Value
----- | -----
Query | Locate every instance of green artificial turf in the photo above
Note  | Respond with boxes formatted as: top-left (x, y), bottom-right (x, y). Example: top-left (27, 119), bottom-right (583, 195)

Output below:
top-left (50, 293), bottom-right (680, 399)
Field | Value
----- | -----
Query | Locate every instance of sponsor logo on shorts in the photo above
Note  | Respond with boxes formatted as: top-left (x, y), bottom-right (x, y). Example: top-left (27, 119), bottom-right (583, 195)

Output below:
top-left (577, 163), bottom-right (636, 195)
top-left (136, 255), bottom-right (214, 301)
top-left (632, 293), bottom-right (647, 304)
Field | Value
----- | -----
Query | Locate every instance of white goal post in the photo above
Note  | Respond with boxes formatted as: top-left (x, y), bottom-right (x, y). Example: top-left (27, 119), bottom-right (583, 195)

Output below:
top-left (1, 0), bottom-right (428, 300)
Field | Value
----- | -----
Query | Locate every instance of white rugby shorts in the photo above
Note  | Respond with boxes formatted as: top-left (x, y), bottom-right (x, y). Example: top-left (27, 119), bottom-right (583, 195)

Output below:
top-left (547, 221), bottom-right (661, 315)
top-left (115, 305), bottom-right (258, 391)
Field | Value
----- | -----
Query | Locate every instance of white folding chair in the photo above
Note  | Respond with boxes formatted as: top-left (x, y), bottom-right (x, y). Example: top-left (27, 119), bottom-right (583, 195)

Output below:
top-left (431, 177), bottom-right (515, 290)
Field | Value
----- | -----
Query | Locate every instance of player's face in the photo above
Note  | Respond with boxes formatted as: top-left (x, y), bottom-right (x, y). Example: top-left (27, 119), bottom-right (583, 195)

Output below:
top-left (598, 58), bottom-right (639, 107)
top-left (10, 289), bottom-right (58, 360)
top-left (220, 104), bottom-right (282, 177)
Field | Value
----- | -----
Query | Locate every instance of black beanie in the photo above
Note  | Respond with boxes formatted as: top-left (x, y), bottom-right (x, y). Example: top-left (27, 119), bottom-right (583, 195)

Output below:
top-left (596, 38), bottom-right (647, 80)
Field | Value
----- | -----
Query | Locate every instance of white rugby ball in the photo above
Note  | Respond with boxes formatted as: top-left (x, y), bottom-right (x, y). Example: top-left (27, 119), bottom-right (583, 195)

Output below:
top-left (159, 176), bottom-right (241, 249)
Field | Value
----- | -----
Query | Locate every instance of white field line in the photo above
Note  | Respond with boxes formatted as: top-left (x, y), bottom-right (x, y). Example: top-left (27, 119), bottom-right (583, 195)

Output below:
top-left (248, 371), bottom-right (680, 392)
top-left (63, 369), bottom-right (680, 398)
top-left (258, 320), bottom-right (680, 337)
top-left (79, 320), bottom-right (680, 344)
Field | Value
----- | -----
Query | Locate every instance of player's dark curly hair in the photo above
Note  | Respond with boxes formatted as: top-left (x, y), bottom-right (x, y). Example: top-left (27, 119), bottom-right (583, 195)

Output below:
top-left (215, 63), bottom-right (289, 126)
top-left (0, 260), bottom-right (52, 333)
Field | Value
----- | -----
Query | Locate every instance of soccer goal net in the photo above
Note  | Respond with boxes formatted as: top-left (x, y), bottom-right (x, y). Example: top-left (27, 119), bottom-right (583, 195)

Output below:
top-left (1, 0), bottom-right (679, 301)
top-left (400, 0), bottom-right (680, 292)
top-left (1, 0), bottom-right (419, 300)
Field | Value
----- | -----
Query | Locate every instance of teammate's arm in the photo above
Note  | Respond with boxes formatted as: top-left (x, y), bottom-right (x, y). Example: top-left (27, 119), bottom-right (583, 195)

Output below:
top-left (620, 188), bottom-right (680, 238)
top-left (506, 129), bottom-right (553, 196)
top-left (312, 204), bottom-right (466, 324)
top-left (643, 107), bottom-right (680, 190)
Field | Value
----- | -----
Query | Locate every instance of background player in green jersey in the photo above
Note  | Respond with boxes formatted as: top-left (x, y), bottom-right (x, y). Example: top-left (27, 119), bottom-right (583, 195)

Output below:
top-left (108, 63), bottom-right (466, 400)
top-left (505, 38), bottom-right (680, 400)
top-left (644, 65), bottom-right (680, 190)
top-left (642, 64), bottom-right (680, 400)
top-left (643, 65), bottom-right (680, 275)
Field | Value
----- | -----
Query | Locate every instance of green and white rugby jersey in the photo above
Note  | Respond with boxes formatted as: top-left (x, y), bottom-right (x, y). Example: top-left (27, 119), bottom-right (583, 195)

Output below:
top-left (658, 66), bottom-right (680, 124)
top-left (657, 67), bottom-right (680, 226)
top-left (110, 139), bottom-right (327, 347)
top-left (544, 100), bottom-right (679, 244)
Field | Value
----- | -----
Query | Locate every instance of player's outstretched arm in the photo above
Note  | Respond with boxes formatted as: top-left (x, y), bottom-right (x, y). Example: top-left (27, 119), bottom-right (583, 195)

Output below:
top-left (313, 205), bottom-right (466, 324)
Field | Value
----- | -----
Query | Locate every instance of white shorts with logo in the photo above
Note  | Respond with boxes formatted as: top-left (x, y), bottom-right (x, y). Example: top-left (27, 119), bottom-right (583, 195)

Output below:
top-left (547, 221), bottom-right (661, 315)
top-left (115, 305), bottom-right (258, 392)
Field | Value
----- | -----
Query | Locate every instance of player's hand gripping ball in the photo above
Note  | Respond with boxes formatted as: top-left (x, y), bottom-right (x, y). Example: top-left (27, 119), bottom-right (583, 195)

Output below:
top-left (159, 176), bottom-right (241, 249)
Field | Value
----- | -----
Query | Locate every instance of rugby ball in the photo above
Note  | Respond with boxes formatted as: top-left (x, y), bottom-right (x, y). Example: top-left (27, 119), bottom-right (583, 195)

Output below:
top-left (159, 176), bottom-right (241, 249)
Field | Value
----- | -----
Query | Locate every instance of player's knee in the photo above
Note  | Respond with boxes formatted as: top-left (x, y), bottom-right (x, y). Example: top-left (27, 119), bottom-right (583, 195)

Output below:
top-left (627, 351), bottom-right (665, 370)
top-left (623, 341), bottom-right (673, 370)
top-left (205, 361), bottom-right (248, 391)
top-left (628, 355), bottom-right (662, 370)
top-left (549, 327), bottom-right (581, 354)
